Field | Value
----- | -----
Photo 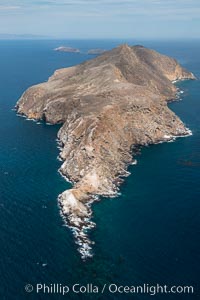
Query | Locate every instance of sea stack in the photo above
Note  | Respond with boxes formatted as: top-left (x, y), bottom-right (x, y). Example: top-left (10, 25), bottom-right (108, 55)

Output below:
top-left (16, 44), bottom-right (195, 258)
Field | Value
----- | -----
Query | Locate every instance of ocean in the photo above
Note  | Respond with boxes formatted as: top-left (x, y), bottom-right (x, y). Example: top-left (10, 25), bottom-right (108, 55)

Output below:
top-left (0, 39), bottom-right (199, 299)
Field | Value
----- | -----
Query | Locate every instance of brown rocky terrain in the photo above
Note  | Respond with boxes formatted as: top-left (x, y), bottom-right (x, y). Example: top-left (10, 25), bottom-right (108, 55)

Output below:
top-left (16, 44), bottom-right (195, 258)
top-left (87, 48), bottom-right (106, 55)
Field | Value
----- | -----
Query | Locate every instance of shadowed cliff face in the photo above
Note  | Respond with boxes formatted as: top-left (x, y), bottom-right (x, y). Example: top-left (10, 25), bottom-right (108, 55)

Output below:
top-left (16, 44), bottom-right (195, 258)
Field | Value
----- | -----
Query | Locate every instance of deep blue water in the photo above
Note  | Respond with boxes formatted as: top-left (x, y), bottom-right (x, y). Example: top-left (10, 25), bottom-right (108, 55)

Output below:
top-left (0, 39), bottom-right (199, 299)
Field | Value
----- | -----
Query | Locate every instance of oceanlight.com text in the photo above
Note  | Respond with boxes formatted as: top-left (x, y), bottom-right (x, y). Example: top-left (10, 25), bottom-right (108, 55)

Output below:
top-left (24, 283), bottom-right (194, 296)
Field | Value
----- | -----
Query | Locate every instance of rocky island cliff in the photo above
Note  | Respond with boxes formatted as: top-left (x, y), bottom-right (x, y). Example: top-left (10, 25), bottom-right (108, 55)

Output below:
top-left (54, 46), bottom-right (80, 53)
top-left (16, 44), bottom-right (195, 258)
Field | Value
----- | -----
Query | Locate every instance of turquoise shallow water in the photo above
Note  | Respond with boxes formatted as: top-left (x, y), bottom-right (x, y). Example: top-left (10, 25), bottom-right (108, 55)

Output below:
top-left (0, 40), bottom-right (199, 299)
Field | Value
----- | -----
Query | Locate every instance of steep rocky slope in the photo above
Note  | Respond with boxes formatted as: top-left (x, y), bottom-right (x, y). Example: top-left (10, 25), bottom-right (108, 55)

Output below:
top-left (16, 44), bottom-right (195, 258)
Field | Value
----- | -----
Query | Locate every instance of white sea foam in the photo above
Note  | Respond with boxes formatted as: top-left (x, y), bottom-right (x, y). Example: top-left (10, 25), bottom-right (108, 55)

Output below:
top-left (42, 263), bottom-right (47, 267)
top-left (131, 159), bottom-right (137, 165)
top-left (16, 113), bottom-right (26, 118)
top-left (57, 146), bottom-right (62, 150)
top-left (175, 128), bottom-right (193, 138)
top-left (58, 169), bottom-right (72, 183)
top-left (116, 192), bottom-right (122, 196)
top-left (58, 191), bottom-right (97, 260)
top-left (57, 156), bottom-right (63, 162)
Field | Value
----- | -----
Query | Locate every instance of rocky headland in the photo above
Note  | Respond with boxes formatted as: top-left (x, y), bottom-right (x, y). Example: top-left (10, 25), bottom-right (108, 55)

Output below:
top-left (16, 44), bottom-right (195, 258)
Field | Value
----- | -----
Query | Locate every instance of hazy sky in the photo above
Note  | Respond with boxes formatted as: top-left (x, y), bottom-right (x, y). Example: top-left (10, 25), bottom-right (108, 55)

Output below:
top-left (0, 0), bottom-right (199, 39)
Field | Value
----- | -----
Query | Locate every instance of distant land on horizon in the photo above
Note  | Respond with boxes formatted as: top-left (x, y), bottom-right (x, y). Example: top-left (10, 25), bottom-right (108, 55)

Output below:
top-left (0, 34), bottom-right (200, 41)
top-left (0, 34), bottom-right (50, 40)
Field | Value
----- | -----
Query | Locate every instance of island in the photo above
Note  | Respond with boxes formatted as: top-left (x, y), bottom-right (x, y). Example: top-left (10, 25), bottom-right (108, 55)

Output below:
top-left (54, 46), bottom-right (80, 53)
top-left (16, 44), bottom-right (195, 259)
top-left (87, 48), bottom-right (106, 55)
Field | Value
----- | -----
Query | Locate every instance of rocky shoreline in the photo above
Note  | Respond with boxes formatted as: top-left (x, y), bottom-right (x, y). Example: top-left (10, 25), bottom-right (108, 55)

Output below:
top-left (56, 114), bottom-right (192, 259)
top-left (16, 44), bottom-right (195, 259)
